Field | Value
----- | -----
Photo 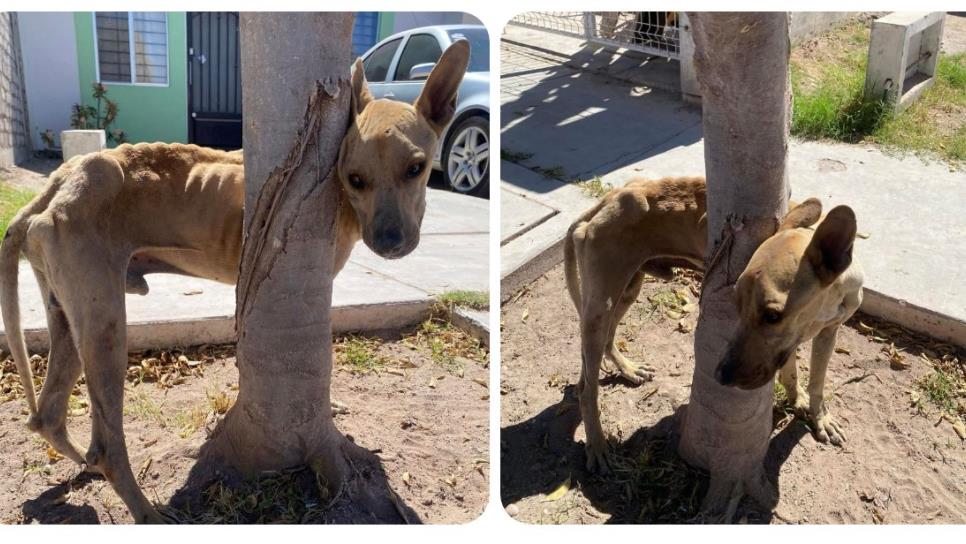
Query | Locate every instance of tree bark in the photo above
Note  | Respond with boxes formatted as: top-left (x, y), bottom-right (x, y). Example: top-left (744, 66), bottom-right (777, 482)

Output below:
top-left (205, 11), bottom-right (352, 484)
top-left (677, 12), bottom-right (791, 521)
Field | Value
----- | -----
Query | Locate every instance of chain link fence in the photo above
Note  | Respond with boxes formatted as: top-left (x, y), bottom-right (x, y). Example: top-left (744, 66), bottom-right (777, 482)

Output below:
top-left (508, 11), bottom-right (682, 60)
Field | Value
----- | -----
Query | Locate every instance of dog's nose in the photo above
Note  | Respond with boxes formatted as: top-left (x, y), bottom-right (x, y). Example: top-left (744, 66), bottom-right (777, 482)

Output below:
top-left (715, 361), bottom-right (735, 386)
top-left (373, 228), bottom-right (405, 256)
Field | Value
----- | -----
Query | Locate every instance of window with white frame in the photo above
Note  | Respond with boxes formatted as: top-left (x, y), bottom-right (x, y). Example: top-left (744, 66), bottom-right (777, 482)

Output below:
top-left (94, 12), bottom-right (168, 85)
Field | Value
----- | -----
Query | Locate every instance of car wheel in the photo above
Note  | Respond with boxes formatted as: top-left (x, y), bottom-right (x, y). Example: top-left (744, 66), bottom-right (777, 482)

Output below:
top-left (443, 116), bottom-right (489, 196)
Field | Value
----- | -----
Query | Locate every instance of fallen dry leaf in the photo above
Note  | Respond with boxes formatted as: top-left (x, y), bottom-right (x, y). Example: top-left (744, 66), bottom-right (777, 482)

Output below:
top-left (545, 474), bottom-right (571, 501)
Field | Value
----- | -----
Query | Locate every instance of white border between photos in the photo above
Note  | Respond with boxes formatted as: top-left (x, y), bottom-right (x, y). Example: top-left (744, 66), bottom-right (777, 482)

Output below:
top-left (1, 1), bottom-right (962, 542)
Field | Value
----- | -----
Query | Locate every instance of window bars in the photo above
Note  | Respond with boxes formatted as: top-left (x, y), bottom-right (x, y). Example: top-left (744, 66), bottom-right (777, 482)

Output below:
top-left (508, 12), bottom-right (682, 60)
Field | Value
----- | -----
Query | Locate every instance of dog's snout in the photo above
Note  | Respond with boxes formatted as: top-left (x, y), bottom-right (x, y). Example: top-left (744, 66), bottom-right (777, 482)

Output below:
top-left (373, 227), bottom-right (405, 257)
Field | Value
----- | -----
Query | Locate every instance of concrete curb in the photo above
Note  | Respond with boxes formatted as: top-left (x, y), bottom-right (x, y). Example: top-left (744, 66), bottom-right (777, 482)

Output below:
top-left (0, 299), bottom-right (434, 353)
top-left (447, 306), bottom-right (490, 347)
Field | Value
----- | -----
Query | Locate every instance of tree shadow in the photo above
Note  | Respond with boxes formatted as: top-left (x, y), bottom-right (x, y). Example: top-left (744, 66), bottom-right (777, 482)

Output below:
top-left (166, 434), bottom-right (419, 524)
top-left (501, 36), bottom-right (702, 192)
top-left (501, 385), bottom-right (815, 524)
top-left (21, 471), bottom-right (102, 524)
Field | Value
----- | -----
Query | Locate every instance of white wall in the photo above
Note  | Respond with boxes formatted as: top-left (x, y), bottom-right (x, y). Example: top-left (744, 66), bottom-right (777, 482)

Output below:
top-left (392, 12), bottom-right (482, 34)
top-left (17, 12), bottom-right (80, 150)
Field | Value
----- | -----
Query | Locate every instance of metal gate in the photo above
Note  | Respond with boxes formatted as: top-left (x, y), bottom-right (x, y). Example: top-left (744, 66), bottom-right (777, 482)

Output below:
top-left (508, 11), bottom-right (682, 60)
top-left (187, 12), bottom-right (242, 149)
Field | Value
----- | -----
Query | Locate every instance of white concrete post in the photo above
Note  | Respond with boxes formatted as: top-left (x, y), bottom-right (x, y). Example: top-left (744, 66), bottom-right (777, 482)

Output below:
top-left (678, 12), bottom-right (701, 105)
top-left (865, 12), bottom-right (945, 113)
top-left (61, 129), bottom-right (106, 161)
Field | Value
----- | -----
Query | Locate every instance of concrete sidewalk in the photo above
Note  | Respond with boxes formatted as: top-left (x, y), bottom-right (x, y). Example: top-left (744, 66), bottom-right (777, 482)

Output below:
top-left (0, 188), bottom-right (489, 351)
top-left (501, 29), bottom-right (966, 347)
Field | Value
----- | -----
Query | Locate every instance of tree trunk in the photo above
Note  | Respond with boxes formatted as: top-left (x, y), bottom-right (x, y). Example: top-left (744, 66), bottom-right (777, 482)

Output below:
top-left (204, 10), bottom-right (352, 487)
top-left (677, 12), bottom-right (791, 521)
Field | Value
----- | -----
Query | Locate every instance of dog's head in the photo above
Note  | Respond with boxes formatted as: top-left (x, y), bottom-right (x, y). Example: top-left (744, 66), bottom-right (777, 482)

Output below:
top-left (336, 40), bottom-right (470, 259)
top-left (715, 199), bottom-right (857, 389)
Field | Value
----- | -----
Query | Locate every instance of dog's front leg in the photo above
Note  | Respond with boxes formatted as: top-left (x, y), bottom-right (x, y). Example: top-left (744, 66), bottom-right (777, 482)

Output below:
top-left (778, 350), bottom-right (808, 416)
top-left (807, 326), bottom-right (846, 445)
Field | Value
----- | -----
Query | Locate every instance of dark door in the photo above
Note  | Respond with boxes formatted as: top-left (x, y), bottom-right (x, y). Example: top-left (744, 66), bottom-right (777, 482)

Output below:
top-left (187, 12), bottom-right (242, 149)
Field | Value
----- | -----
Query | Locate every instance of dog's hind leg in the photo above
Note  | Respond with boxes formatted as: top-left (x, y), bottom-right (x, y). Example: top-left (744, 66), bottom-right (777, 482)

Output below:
top-left (48, 249), bottom-right (163, 523)
top-left (575, 246), bottom-right (639, 474)
top-left (603, 271), bottom-right (655, 384)
top-left (26, 267), bottom-right (87, 467)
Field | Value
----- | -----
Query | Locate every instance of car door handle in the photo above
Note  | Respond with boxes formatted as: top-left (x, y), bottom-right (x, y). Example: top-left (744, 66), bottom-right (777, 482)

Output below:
top-left (384, 91), bottom-right (395, 98)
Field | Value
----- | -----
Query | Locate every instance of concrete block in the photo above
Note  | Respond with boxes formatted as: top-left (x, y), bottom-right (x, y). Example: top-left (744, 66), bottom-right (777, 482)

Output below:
top-left (865, 12), bottom-right (945, 113)
top-left (61, 129), bottom-right (105, 161)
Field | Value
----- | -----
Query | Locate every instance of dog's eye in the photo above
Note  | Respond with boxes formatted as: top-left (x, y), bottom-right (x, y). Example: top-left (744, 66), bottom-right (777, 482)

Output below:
top-left (763, 309), bottom-right (782, 325)
top-left (405, 162), bottom-right (424, 179)
top-left (348, 174), bottom-right (365, 190)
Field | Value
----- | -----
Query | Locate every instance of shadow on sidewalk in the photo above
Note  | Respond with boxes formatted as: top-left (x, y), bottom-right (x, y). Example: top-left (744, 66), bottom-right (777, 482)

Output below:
top-left (500, 36), bottom-right (702, 194)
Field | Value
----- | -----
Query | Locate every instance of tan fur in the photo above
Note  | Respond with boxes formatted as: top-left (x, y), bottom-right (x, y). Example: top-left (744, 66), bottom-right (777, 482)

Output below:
top-left (0, 40), bottom-right (470, 523)
top-left (565, 177), bottom-right (863, 473)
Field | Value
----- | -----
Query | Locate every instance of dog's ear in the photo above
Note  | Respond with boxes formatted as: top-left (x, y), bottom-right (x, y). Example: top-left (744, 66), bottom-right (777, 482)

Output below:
top-left (779, 198), bottom-right (822, 231)
top-left (351, 58), bottom-right (373, 118)
top-left (806, 205), bottom-right (856, 285)
top-left (415, 39), bottom-right (470, 133)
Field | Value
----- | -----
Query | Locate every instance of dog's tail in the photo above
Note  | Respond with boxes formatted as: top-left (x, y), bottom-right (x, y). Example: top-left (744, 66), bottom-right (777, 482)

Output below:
top-left (0, 182), bottom-right (60, 418)
top-left (564, 200), bottom-right (607, 318)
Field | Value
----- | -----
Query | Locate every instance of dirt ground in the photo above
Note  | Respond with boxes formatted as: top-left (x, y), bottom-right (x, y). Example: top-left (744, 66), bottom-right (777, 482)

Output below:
top-left (500, 264), bottom-right (966, 524)
top-left (0, 319), bottom-right (488, 524)
top-left (0, 157), bottom-right (59, 192)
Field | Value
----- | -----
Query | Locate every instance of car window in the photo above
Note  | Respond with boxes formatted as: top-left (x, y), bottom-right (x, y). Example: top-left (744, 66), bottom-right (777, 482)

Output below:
top-left (363, 37), bottom-right (402, 82)
top-left (394, 34), bottom-right (442, 81)
top-left (448, 28), bottom-right (490, 73)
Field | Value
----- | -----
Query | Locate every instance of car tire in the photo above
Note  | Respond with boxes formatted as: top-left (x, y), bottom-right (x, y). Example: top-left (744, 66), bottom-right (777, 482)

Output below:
top-left (442, 115), bottom-right (489, 197)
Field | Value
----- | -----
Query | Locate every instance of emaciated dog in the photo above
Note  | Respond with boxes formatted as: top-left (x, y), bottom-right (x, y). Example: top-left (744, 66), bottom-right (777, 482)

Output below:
top-left (0, 41), bottom-right (470, 523)
top-left (564, 176), bottom-right (863, 473)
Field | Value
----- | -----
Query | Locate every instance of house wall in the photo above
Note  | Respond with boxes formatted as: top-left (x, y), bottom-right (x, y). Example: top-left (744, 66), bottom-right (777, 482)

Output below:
top-left (18, 12), bottom-right (81, 150)
top-left (0, 12), bottom-right (31, 167)
top-left (73, 12), bottom-right (188, 145)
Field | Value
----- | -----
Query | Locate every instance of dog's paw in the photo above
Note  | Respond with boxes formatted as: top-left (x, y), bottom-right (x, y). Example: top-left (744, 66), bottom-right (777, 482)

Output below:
top-left (812, 412), bottom-right (846, 446)
top-left (622, 366), bottom-right (655, 385)
top-left (584, 438), bottom-right (612, 475)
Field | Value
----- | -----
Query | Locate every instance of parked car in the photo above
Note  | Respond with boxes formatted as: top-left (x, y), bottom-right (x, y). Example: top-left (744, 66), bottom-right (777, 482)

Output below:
top-left (360, 25), bottom-right (490, 197)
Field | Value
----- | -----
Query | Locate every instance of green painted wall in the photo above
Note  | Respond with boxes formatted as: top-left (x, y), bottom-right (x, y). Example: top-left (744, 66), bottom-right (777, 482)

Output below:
top-left (377, 13), bottom-right (395, 40)
top-left (73, 12), bottom-right (187, 145)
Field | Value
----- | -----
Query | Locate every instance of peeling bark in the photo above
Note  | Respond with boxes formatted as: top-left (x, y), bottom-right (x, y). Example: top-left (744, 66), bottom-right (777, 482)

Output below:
top-left (678, 12), bottom-right (791, 521)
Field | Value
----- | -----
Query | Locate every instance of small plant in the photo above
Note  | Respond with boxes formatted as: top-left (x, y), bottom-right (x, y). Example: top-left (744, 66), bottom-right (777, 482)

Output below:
top-left (334, 335), bottom-right (386, 374)
top-left (916, 367), bottom-right (959, 415)
top-left (576, 176), bottom-right (612, 199)
top-left (38, 129), bottom-right (59, 158)
top-left (70, 82), bottom-right (127, 145)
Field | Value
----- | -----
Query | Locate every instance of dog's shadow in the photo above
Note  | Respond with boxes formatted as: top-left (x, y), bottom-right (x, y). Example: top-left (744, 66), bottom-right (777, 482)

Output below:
top-left (21, 471), bottom-right (102, 524)
top-left (501, 385), bottom-right (810, 524)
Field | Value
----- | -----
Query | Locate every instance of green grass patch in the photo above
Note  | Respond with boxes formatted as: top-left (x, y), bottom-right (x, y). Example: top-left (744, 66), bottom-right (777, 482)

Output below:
top-left (0, 182), bottom-right (36, 241)
top-left (791, 21), bottom-right (966, 165)
top-left (575, 176), bottom-right (612, 199)
top-left (437, 290), bottom-right (489, 311)
top-left (916, 367), bottom-right (959, 414)
top-left (334, 335), bottom-right (386, 374)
